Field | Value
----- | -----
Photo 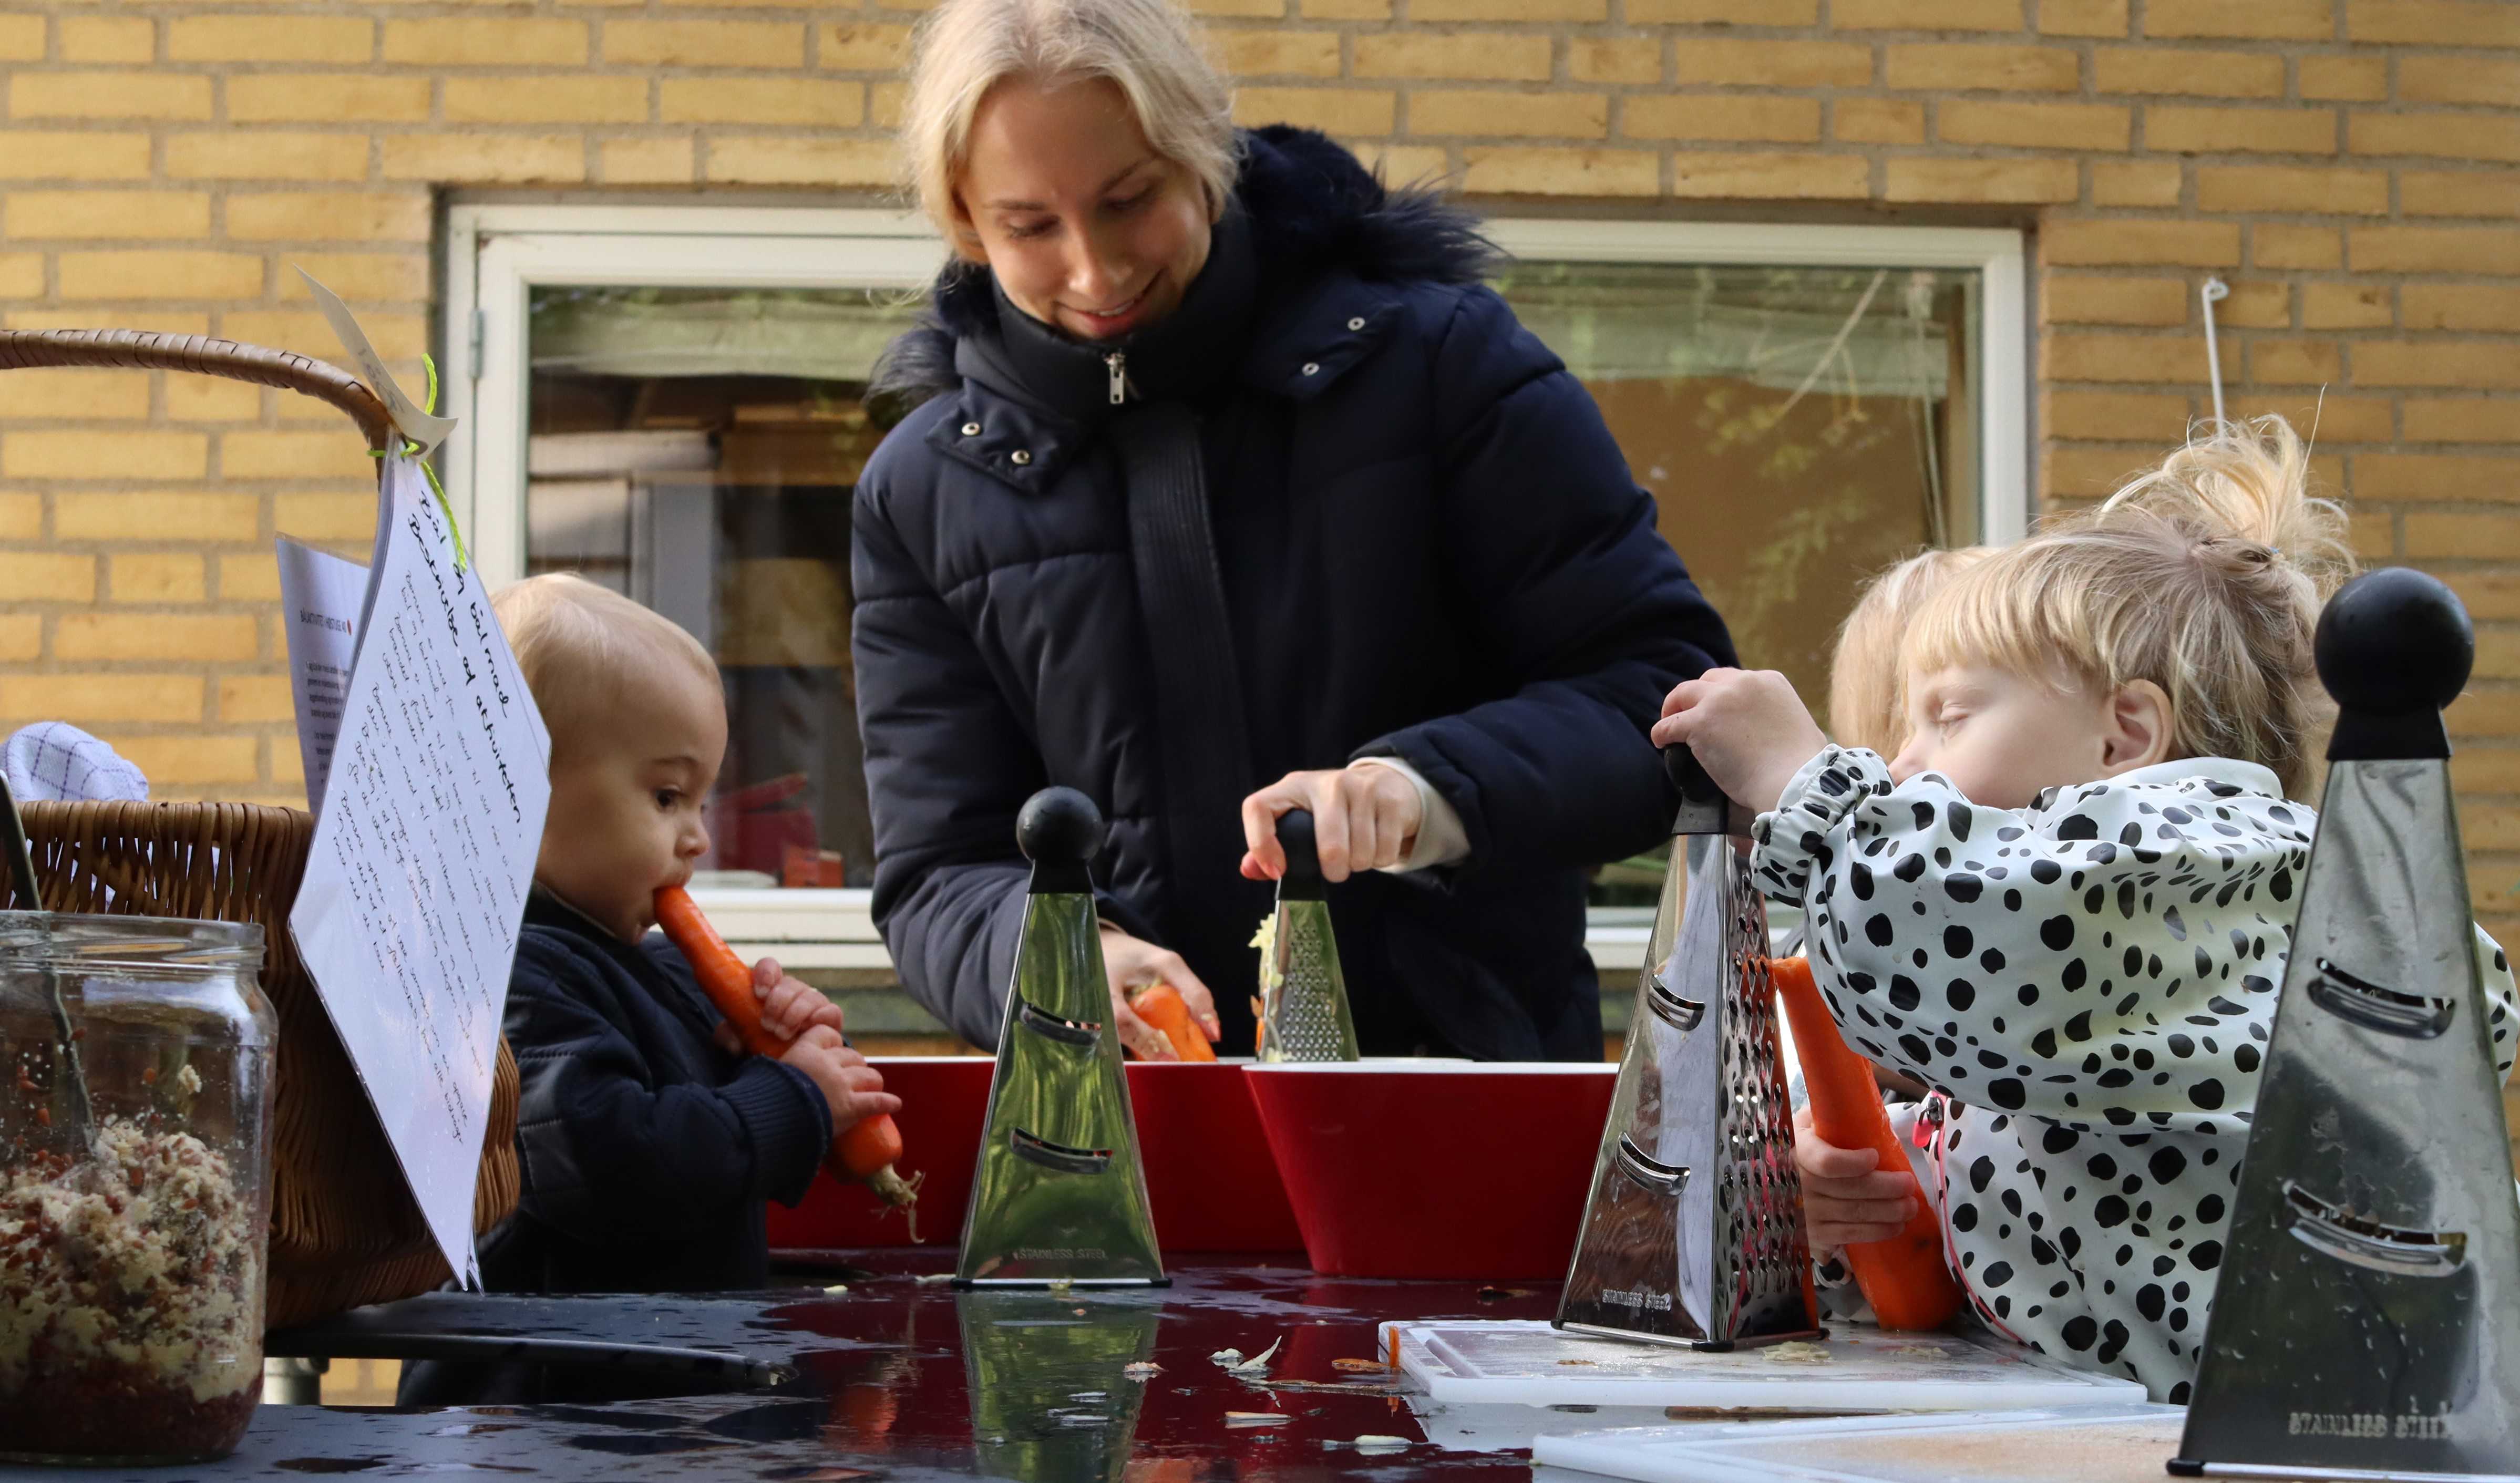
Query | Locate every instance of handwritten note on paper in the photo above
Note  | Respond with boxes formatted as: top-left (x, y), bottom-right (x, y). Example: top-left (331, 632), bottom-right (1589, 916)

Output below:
top-left (275, 537), bottom-right (369, 811)
top-left (288, 455), bottom-right (550, 1284)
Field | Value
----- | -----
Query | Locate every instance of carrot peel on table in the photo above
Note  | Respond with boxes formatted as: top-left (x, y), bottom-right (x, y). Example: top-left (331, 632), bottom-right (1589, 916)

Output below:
top-left (654, 884), bottom-right (923, 1234)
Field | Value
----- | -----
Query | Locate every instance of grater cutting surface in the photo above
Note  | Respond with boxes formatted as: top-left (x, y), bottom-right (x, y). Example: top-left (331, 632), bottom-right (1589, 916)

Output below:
top-left (1713, 880), bottom-right (1811, 1333)
top-left (1261, 900), bottom-right (1357, 1062)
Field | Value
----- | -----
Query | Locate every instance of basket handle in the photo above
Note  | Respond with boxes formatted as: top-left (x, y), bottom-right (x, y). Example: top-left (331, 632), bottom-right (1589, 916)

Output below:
top-left (0, 328), bottom-right (395, 452)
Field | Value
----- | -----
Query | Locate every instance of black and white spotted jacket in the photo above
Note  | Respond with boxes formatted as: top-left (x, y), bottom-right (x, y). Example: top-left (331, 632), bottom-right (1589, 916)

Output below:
top-left (1753, 746), bottom-right (2516, 1402)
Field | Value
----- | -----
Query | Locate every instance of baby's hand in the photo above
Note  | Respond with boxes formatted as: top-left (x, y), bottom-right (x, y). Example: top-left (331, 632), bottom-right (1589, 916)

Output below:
top-left (1793, 1104), bottom-right (1920, 1252)
top-left (751, 955), bottom-right (846, 1042)
top-left (778, 1025), bottom-right (902, 1129)
top-left (1652, 668), bottom-right (1829, 816)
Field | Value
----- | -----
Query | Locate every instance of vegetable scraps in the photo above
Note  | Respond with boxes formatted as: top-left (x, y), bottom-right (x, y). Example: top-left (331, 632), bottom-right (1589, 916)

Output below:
top-left (654, 885), bottom-right (922, 1223)
top-left (1249, 915), bottom-right (1280, 1057)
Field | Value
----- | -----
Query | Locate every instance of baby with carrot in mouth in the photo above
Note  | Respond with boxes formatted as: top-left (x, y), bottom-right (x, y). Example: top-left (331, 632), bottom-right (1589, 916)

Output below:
top-left (400, 574), bottom-right (898, 1405)
top-left (1659, 418), bottom-right (2516, 1400)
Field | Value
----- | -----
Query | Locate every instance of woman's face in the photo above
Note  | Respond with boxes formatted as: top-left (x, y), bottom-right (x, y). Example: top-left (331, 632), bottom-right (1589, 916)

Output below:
top-left (956, 74), bottom-right (1212, 342)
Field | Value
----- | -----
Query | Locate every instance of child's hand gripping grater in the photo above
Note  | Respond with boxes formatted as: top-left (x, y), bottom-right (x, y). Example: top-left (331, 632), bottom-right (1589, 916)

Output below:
top-left (2174, 570), bottom-right (2520, 1479)
top-left (1555, 746), bottom-right (1822, 1349)
top-left (1255, 808), bottom-right (1361, 1064)
top-left (955, 787), bottom-right (1166, 1287)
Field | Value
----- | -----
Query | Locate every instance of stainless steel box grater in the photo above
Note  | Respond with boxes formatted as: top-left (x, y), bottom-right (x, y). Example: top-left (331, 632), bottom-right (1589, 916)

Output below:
top-left (1555, 747), bottom-right (1822, 1349)
top-left (955, 787), bottom-right (1165, 1287)
top-left (2175, 570), bottom-right (2520, 1480)
top-left (1256, 808), bottom-right (1360, 1064)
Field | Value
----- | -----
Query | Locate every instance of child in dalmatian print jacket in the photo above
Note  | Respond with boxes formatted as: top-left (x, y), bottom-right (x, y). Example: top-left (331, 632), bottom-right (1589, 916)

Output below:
top-left (1657, 416), bottom-right (2517, 1402)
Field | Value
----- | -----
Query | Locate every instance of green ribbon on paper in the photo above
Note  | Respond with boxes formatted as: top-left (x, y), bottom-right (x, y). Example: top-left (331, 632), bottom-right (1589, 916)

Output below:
top-left (366, 354), bottom-right (469, 574)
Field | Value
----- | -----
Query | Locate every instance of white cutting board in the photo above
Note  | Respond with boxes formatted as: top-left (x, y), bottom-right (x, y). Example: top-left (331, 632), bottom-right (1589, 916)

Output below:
top-left (1381, 1320), bottom-right (2146, 1412)
top-left (1532, 1403), bottom-right (2184, 1483)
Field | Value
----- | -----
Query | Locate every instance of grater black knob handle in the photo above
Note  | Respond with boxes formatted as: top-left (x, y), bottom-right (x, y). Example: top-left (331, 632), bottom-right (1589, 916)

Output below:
top-left (1277, 808), bottom-right (1325, 900)
top-left (1664, 744), bottom-right (1722, 806)
top-left (1017, 787), bottom-right (1104, 893)
top-left (2316, 567), bottom-right (2470, 761)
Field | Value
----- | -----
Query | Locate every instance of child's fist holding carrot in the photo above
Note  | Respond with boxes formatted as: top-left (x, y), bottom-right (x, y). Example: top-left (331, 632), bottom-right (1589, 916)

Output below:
top-left (710, 954), bottom-right (847, 1054)
top-left (1792, 1105), bottom-right (1923, 1253)
top-left (776, 1024), bottom-right (902, 1135)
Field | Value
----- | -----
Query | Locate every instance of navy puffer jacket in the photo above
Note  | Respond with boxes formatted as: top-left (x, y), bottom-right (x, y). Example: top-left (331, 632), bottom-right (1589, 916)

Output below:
top-left (853, 126), bottom-right (1734, 1059)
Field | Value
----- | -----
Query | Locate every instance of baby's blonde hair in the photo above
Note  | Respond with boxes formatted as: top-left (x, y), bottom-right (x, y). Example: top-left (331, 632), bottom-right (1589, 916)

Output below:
top-left (900, 0), bottom-right (1238, 251)
top-left (1908, 416), bottom-right (2355, 798)
top-left (492, 574), bottom-right (717, 767)
top-left (1829, 546), bottom-right (1991, 756)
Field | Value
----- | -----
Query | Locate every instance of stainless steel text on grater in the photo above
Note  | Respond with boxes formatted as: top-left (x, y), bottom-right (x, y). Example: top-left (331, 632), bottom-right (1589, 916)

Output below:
top-left (1256, 808), bottom-right (1360, 1063)
top-left (1556, 747), bottom-right (1820, 1349)
top-left (956, 787), bottom-right (1166, 1287)
top-left (2175, 570), bottom-right (2520, 1481)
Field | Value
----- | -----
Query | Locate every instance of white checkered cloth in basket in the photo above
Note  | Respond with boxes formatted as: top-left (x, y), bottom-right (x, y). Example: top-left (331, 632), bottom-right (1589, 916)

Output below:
top-left (5, 722), bottom-right (149, 804)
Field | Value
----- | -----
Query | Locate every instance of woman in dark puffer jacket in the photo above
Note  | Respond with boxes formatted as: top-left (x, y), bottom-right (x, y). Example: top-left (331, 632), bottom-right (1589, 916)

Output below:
top-left (856, 0), bottom-right (1735, 1062)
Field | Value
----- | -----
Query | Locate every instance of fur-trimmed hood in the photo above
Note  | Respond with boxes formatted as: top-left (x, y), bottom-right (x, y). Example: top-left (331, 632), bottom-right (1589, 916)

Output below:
top-left (869, 126), bottom-right (1496, 415)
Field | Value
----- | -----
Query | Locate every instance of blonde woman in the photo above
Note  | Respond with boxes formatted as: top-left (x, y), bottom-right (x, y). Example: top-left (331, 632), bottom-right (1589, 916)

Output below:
top-left (855, 0), bottom-right (1733, 1060)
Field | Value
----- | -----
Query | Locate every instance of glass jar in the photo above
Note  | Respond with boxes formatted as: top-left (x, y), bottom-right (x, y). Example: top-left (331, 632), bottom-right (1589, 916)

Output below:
top-left (0, 912), bottom-right (277, 1465)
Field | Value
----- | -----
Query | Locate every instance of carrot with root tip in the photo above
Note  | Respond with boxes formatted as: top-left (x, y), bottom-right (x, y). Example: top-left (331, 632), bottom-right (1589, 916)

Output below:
top-left (1771, 954), bottom-right (1960, 1331)
top-left (654, 885), bottom-right (922, 1224)
top-left (1128, 982), bottom-right (1216, 1062)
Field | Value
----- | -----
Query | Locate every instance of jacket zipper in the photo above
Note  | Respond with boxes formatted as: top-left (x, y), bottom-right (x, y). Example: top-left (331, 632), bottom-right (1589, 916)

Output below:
top-left (1105, 351), bottom-right (1127, 406)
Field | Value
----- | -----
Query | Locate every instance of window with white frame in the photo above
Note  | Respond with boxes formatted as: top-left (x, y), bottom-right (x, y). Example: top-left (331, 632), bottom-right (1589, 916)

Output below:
top-left (441, 206), bottom-right (2025, 967)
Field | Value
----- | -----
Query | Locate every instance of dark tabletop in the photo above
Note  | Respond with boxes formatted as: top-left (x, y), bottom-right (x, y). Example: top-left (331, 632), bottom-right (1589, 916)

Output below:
top-left (15, 1251), bottom-right (1591, 1482)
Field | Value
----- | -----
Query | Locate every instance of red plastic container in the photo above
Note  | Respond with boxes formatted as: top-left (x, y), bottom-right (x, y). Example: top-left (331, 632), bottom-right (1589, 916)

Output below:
top-left (1243, 1061), bottom-right (1619, 1280)
top-left (1127, 1061), bottom-right (1303, 1253)
top-left (768, 1056), bottom-right (995, 1252)
top-left (767, 1056), bottom-right (1303, 1254)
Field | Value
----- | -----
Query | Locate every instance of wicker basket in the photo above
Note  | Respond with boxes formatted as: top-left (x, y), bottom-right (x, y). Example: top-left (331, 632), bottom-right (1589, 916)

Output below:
top-left (0, 331), bottom-right (523, 1328)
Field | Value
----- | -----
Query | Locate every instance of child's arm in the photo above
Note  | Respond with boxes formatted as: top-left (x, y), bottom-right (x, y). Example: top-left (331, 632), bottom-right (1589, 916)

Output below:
top-left (506, 936), bottom-right (835, 1243)
top-left (1756, 744), bottom-right (2322, 1128)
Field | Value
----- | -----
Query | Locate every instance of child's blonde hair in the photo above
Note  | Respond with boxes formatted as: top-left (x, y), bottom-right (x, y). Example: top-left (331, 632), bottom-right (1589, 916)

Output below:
top-left (492, 574), bottom-right (717, 766)
top-left (1908, 416), bottom-right (2355, 797)
top-left (900, 0), bottom-right (1238, 251)
top-left (1829, 547), bottom-right (1991, 756)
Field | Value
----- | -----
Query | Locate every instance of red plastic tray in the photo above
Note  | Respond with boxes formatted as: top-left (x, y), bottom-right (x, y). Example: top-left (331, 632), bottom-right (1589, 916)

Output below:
top-left (766, 1057), bottom-right (1303, 1254)
top-left (1243, 1061), bottom-right (1619, 1280)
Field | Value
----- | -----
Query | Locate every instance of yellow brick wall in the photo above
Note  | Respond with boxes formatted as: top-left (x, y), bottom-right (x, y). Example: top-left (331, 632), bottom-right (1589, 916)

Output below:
top-left (0, 0), bottom-right (2514, 957)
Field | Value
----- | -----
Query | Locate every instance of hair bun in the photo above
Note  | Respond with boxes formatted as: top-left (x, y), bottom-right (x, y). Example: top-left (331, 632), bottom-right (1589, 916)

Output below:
top-left (2090, 414), bottom-right (2353, 602)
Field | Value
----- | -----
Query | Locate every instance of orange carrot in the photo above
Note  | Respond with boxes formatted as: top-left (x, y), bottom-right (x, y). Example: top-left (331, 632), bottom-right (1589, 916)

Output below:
top-left (654, 885), bottom-right (920, 1216)
top-left (1128, 982), bottom-right (1217, 1062)
top-left (1771, 955), bottom-right (1960, 1332)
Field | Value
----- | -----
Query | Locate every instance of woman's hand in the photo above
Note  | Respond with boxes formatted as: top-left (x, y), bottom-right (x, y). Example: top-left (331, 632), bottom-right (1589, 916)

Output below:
top-left (1651, 668), bottom-right (1829, 816)
top-left (1239, 766), bottom-right (1422, 883)
top-left (1099, 924), bottom-right (1222, 1062)
top-left (1793, 1104), bottom-right (1921, 1252)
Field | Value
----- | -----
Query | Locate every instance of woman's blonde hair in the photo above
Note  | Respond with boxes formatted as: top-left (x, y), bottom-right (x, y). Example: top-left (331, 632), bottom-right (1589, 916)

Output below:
top-left (1828, 546), bottom-right (1991, 756)
top-left (1907, 416), bottom-right (2356, 797)
top-left (492, 574), bottom-right (717, 766)
top-left (900, 0), bottom-right (1238, 250)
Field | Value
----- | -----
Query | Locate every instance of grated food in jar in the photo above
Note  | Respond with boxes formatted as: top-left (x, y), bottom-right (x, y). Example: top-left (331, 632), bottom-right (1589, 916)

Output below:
top-left (0, 1118), bottom-right (261, 1459)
